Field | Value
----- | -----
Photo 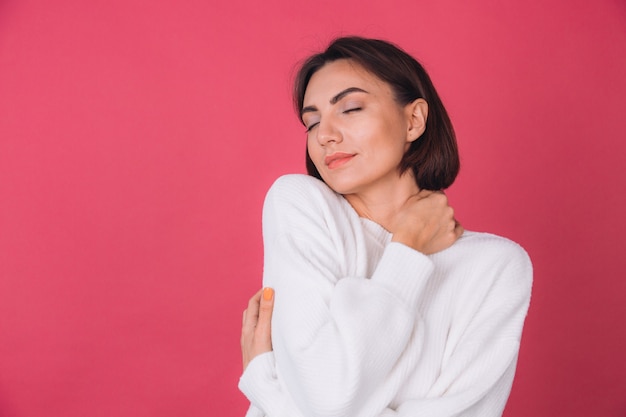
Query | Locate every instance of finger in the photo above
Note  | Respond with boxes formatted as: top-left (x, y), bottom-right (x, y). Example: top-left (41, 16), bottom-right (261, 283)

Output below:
top-left (454, 221), bottom-right (464, 237)
top-left (255, 288), bottom-right (274, 346)
top-left (415, 189), bottom-right (434, 199)
top-left (417, 190), bottom-right (446, 208)
top-left (243, 289), bottom-right (263, 331)
top-left (260, 288), bottom-right (274, 317)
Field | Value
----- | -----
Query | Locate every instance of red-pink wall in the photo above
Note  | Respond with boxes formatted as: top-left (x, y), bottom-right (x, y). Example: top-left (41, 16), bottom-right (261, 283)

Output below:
top-left (1, 0), bottom-right (625, 416)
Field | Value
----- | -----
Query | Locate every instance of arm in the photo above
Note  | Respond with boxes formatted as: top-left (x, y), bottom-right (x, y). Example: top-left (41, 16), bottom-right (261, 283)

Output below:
top-left (264, 227), bottom-right (431, 416)
top-left (378, 241), bottom-right (533, 416)
top-left (241, 240), bottom-right (532, 417)
top-left (240, 175), bottom-right (458, 417)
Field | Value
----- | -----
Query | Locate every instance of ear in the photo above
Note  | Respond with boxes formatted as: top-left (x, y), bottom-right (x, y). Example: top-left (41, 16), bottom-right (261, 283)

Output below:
top-left (405, 98), bottom-right (428, 143)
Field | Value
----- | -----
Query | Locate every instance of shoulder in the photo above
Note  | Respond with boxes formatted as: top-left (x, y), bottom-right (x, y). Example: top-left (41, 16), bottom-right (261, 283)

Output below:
top-left (266, 174), bottom-right (336, 201)
top-left (458, 231), bottom-right (531, 263)
top-left (436, 231), bottom-right (534, 317)
top-left (262, 174), bottom-right (354, 236)
top-left (264, 174), bottom-right (345, 215)
top-left (448, 230), bottom-right (533, 285)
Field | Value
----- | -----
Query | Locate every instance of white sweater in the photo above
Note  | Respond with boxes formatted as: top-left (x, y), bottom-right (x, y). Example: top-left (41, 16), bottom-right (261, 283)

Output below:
top-left (239, 174), bottom-right (532, 417)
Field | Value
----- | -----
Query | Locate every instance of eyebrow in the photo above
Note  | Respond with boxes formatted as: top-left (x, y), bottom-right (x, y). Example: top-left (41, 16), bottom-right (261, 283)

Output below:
top-left (301, 87), bottom-right (369, 117)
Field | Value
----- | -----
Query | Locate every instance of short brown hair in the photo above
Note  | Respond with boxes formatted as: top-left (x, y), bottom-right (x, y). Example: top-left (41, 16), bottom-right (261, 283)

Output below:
top-left (294, 36), bottom-right (459, 191)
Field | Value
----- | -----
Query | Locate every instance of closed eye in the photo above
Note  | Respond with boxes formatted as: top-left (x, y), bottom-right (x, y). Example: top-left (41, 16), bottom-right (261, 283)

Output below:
top-left (344, 107), bottom-right (362, 114)
top-left (305, 122), bottom-right (319, 133)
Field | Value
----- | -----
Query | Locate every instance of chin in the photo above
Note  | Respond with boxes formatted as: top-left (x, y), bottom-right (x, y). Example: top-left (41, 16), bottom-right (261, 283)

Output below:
top-left (321, 178), bottom-right (359, 196)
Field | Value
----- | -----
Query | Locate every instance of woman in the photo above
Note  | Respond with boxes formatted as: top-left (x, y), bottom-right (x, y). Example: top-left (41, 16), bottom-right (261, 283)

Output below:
top-left (239, 37), bottom-right (532, 417)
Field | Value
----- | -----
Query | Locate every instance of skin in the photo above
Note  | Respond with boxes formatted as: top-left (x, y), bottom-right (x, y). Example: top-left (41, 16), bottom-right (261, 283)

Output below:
top-left (241, 59), bottom-right (463, 371)
top-left (241, 288), bottom-right (274, 370)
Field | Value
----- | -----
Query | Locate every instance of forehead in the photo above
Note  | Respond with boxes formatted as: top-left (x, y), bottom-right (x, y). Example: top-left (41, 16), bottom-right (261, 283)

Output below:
top-left (303, 59), bottom-right (393, 104)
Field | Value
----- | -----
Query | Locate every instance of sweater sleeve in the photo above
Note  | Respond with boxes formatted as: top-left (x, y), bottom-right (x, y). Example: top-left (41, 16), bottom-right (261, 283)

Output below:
top-left (240, 175), bottom-right (435, 417)
top-left (239, 176), bottom-right (532, 417)
top-left (240, 233), bottom-right (532, 417)
top-left (379, 240), bottom-right (532, 417)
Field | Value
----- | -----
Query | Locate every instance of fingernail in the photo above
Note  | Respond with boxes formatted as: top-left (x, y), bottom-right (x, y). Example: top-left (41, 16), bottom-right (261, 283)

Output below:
top-left (263, 287), bottom-right (274, 301)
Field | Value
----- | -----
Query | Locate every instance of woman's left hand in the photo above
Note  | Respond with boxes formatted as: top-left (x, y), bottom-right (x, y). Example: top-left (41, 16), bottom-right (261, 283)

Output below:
top-left (241, 287), bottom-right (275, 371)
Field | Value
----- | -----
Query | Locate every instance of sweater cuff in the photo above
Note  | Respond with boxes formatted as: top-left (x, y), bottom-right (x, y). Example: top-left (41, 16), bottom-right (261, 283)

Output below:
top-left (239, 352), bottom-right (281, 412)
top-left (371, 242), bottom-right (434, 309)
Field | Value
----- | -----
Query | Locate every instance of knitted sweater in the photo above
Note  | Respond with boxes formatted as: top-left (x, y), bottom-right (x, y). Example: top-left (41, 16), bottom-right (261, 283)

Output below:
top-left (239, 174), bottom-right (532, 417)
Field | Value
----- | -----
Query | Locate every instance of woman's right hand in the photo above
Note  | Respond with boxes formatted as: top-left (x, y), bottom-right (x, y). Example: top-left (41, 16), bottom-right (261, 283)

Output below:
top-left (390, 190), bottom-right (463, 255)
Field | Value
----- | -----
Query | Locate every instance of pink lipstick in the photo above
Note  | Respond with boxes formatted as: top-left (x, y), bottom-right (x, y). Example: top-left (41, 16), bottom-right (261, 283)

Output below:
top-left (325, 152), bottom-right (355, 169)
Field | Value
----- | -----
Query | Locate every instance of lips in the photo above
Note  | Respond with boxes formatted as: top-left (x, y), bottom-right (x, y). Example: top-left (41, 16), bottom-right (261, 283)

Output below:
top-left (324, 152), bottom-right (355, 169)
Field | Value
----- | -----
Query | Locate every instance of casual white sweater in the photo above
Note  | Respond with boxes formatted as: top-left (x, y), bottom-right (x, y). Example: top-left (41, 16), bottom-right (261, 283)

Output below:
top-left (239, 174), bottom-right (532, 417)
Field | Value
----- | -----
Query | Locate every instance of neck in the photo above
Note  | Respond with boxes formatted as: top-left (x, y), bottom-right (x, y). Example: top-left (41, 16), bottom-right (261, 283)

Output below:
top-left (343, 171), bottom-right (419, 232)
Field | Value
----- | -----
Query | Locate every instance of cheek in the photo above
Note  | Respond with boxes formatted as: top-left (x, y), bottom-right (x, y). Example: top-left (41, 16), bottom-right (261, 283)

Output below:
top-left (306, 138), bottom-right (323, 166)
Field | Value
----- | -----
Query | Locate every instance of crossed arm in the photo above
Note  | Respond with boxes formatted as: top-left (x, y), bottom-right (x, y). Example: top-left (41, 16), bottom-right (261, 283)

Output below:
top-left (238, 176), bottom-right (530, 417)
top-left (240, 259), bottom-right (530, 417)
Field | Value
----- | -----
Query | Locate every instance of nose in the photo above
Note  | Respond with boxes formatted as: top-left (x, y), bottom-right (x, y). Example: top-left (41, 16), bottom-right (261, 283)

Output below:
top-left (316, 118), bottom-right (342, 146)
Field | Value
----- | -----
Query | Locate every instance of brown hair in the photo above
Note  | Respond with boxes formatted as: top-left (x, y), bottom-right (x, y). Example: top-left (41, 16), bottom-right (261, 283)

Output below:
top-left (294, 36), bottom-right (459, 191)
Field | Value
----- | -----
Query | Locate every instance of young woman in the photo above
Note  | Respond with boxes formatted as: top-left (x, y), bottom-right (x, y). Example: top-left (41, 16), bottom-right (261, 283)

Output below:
top-left (239, 37), bottom-right (532, 417)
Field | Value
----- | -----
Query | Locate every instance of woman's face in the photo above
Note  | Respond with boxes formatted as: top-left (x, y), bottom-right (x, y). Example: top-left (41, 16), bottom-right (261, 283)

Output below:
top-left (302, 59), bottom-right (424, 196)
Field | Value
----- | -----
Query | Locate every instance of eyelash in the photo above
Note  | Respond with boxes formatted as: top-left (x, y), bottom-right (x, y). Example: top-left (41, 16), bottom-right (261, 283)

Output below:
top-left (305, 107), bottom-right (362, 133)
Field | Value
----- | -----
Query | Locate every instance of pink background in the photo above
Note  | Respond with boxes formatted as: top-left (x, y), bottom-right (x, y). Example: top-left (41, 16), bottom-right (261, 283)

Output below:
top-left (1, 0), bottom-right (625, 415)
